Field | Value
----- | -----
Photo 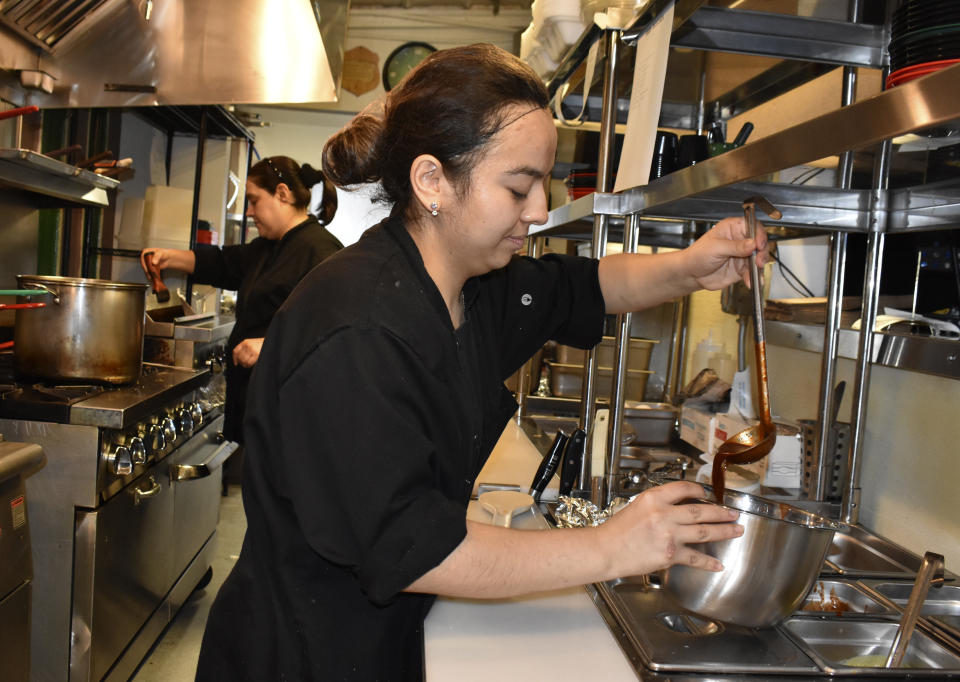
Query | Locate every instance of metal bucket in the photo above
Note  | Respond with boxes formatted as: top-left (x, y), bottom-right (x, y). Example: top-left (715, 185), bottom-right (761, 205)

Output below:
top-left (14, 275), bottom-right (148, 384)
top-left (658, 481), bottom-right (843, 628)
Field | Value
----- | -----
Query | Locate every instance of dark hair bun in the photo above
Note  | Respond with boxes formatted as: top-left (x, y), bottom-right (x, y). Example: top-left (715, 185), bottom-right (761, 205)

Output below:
top-left (298, 163), bottom-right (326, 190)
top-left (322, 110), bottom-right (384, 188)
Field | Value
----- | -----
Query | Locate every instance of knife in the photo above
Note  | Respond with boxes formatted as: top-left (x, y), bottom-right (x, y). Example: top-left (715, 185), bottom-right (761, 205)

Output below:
top-left (529, 429), bottom-right (569, 503)
top-left (558, 428), bottom-right (586, 497)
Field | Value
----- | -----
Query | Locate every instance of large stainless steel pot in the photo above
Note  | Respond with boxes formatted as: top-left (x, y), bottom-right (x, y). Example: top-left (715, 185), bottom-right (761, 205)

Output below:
top-left (14, 275), bottom-right (148, 384)
top-left (657, 479), bottom-right (843, 628)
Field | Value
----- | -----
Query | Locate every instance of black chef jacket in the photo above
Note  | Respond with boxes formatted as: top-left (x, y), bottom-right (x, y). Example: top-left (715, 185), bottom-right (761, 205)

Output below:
top-left (192, 215), bottom-right (343, 442)
top-left (196, 215), bottom-right (605, 681)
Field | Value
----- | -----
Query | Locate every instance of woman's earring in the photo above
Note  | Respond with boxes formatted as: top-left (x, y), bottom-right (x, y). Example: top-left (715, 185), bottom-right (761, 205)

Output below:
top-left (430, 202), bottom-right (439, 217)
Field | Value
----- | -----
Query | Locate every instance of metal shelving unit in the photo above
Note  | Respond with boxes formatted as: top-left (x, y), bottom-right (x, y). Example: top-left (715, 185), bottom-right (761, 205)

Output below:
top-left (531, 0), bottom-right (960, 521)
top-left (93, 105), bottom-right (256, 302)
top-left (0, 148), bottom-right (119, 207)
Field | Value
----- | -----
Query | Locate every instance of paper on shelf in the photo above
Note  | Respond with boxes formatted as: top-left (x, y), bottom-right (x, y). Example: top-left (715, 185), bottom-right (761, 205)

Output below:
top-left (613, 4), bottom-right (674, 193)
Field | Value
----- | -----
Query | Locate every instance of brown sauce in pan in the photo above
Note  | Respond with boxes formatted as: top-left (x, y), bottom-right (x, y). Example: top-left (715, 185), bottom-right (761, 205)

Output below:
top-left (804, 582), bottom-right (853, 616)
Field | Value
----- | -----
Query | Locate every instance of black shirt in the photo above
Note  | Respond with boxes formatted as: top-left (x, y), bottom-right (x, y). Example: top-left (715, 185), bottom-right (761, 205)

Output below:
top-left (196, 216), bottom-right (604, 681)
top-left (192, 215), bottom-right (343, 441)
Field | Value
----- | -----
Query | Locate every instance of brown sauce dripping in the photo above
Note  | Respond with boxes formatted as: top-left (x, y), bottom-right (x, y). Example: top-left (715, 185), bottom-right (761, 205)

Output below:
top-left (711, 340), bottom-right (774, 503)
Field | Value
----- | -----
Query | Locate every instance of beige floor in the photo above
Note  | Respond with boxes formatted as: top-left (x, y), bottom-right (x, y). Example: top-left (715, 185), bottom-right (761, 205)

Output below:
top-left (132, 484), bottom-right (246, 681)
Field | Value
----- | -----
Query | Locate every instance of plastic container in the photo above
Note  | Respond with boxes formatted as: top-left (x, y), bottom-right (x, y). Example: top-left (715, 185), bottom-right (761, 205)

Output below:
top-left (539, 15), bottom-right (588, 62)
top-left (692, 331), bottom-right (721, 374)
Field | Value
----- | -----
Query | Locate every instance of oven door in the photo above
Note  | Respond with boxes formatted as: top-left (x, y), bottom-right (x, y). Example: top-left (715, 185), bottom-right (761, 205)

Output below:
top-left (71, 459), bottom-right (175, 682)
top-left (168, 414), bottom-right (237, 581)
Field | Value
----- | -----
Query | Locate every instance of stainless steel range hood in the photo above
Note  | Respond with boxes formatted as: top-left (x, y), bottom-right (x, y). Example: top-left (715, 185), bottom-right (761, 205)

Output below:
top-left (0, 0), bottom-right (346, 107)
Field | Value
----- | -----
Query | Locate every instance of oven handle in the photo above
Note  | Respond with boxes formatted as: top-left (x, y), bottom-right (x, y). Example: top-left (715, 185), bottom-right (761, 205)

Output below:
top-left (171, 438), bottom-right (239, 482)
top-left (133, 475), bottom-right (161, 505)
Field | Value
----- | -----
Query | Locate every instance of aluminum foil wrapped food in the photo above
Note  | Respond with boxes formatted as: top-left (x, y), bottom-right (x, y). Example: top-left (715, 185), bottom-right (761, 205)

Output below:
top-left (554, 495), bottom-right (632, 527)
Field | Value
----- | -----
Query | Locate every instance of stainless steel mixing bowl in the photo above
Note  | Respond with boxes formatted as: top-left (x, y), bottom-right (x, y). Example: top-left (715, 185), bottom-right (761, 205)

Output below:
top-left (655, 479), bottom-right (844, 628)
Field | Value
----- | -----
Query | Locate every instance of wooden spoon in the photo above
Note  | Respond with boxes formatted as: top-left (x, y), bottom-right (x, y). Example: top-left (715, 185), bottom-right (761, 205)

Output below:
top-left (711, 196), bottom-right (781, 502)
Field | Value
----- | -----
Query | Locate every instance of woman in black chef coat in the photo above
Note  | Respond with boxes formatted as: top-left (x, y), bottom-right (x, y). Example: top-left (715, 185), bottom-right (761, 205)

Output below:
top-left (140, 156), bottom-right (343, 446)
top-left (196, 45), bottom-right (765, 681)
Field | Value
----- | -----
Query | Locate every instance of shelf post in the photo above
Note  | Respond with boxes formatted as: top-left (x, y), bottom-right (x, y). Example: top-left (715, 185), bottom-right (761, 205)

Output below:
top-left (843, 135), bottom-right (892, 525)
top-left (185, 107), bottom-right (209, 306)
top-left (811, 0), bottom-right (861, 502)
top-left (516, 236), bottom-right (545, 422)
top-left (605, 212), bottom-right (640, 505)
top-left (579, 28), bottom-right (621, 499)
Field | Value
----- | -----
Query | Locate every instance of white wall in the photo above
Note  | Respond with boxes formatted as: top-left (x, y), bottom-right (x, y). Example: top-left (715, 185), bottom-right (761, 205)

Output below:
top-left (765, 344), bottom-right (960, 572)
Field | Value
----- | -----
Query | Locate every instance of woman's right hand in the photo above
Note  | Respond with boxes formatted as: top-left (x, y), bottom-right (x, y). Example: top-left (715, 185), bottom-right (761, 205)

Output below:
top-left (598, 480), bottom-right (743, 576)
top-left (139, 247), bottom-right (196, 277)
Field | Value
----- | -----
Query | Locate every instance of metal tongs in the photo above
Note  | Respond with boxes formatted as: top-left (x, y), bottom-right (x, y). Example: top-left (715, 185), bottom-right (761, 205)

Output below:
top-left (886, 551), bottom-right (945, 668)
top-left (712, 196), bottom-right (781, 501)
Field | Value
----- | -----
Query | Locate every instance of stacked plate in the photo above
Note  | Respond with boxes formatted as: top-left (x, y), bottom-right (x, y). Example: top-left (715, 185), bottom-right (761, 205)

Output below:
top-left (888, 0), bottom-right (960, 87)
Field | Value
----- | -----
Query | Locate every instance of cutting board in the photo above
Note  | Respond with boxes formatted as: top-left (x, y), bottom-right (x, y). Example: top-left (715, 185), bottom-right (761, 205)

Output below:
top-left (472, 420), bottom-right (559, 501)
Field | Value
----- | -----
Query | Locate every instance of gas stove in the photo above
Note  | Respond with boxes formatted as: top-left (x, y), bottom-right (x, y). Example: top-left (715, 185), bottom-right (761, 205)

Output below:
top-left (0, 360), bottom-right (233, 681)
top-left (0, 362), bottom-right (210, 428)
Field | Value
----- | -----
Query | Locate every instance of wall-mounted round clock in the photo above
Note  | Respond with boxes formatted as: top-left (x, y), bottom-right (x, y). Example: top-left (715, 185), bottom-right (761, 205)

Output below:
top-left (382, 42), bottom-right (436, 92)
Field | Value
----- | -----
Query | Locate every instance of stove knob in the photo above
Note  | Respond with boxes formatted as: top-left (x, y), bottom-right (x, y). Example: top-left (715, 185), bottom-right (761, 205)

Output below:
top-left (108, 445), bottom-right (133, 476)
top-left (147, 423), bottom-right (166, 453)
top-left (162, 416), bottom-right (177, 444)
top-left (129, 436), bottom-right (146, 465)
top-left (177, 407), bottom-right (194, 437)
top-left (189, 402), bottom-right (203, 429)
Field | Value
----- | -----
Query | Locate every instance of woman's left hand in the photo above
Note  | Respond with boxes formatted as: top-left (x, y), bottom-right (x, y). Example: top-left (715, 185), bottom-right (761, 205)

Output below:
top-left (233, 338), bottom-right (265, 368)
top-left (683, 216), bottom-right (770, 291)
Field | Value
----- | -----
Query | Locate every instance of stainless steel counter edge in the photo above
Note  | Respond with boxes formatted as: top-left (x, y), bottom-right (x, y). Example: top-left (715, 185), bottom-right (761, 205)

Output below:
top-left (70, 368), bottom-right (212, 429)
top-left (173, 316), bottom-right (235, 342)
top-left (766, 321), bottom-right (960, 380)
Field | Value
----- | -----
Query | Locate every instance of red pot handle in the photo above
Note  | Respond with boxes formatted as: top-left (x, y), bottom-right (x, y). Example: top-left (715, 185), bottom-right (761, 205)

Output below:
top-left (0, 105), bottom-right (39, 121)
top-left (0, 341), bottom-right (13, 350)
top-left (0, 302), bottom-right (45, 310)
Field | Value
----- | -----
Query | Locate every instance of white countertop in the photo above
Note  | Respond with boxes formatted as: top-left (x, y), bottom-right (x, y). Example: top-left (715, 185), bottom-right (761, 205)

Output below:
top-left (424, 420), bottom-right (637, 680)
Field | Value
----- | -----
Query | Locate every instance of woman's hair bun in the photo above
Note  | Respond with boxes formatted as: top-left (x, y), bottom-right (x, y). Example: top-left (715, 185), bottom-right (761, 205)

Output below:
top-left (298, 163), bottom-right (326, 189)
top-left (322, 106), bottom-right (385, 188)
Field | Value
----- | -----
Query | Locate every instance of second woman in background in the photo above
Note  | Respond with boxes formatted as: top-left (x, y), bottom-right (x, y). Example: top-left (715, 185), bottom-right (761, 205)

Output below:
top-left (140, 156), bottom-right (343, 457)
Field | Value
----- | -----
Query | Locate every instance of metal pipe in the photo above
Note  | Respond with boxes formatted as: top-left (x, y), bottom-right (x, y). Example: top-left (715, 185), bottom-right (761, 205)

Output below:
top-left (605, 213), bottom-right (640, 505)
top-left (842, 136), bottom-right (892, 524)
top-left (812, 0), bottom-right (861, 501)
top-left (516, 237), bottom-right (545, 422)
top-left (579, 28), bottom-right (621, 495)
top-left (664, 295), bottom-right (687, 401)
top-left (240, 140), bottom-right (255, 243)
top-left (185, 107), bottom-right (209, 306)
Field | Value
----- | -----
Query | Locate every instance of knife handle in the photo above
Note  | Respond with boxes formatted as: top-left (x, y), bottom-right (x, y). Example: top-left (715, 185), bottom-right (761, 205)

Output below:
top-left (558, 428), bottom-right (586, 497)
top-left (529, 430), bottom-right (569, 503)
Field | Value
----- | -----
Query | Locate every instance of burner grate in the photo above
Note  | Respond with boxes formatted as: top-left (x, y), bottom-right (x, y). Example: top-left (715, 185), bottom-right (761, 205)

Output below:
top-left (0, 383), bottom-right (106, 422)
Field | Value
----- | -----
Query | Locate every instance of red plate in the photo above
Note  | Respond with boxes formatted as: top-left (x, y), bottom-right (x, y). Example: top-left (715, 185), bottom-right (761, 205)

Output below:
top-left (886, 58), bottom-right (960, 87)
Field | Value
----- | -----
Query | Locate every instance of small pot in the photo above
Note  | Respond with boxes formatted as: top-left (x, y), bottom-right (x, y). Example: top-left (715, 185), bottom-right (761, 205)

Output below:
top-left (14, 275), bottom-right (147, 384)
top-left (655, 478), bottom-right (843, 628)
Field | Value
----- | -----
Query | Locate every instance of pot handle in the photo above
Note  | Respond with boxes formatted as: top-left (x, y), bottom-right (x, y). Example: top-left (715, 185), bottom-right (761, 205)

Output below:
top-left (0, 302), bottom-right (45, 311)
top-left (0, 288), bottom-right (53, 296)
top-left (17, 283), bottom-right (59, 304)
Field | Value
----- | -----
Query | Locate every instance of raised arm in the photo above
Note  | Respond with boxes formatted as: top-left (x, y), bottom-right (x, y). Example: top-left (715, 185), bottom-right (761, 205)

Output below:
top-left (598, 216), bottom-right (768, 314)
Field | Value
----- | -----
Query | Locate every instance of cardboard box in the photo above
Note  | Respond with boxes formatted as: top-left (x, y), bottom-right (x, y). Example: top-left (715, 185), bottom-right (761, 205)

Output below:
top-left (679, 401), bottom-right (716, 454)
top-left (714, 411), bottom-right (803, 489)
